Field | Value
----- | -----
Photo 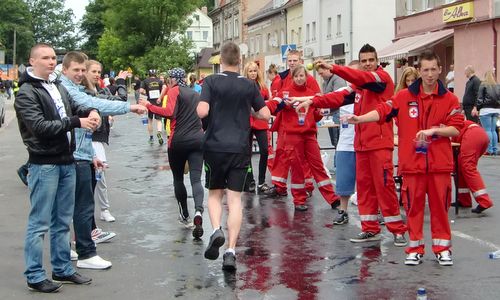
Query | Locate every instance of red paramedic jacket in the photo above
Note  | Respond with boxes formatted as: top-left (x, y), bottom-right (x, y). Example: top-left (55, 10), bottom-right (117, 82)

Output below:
top-left (266, 81), bottom-right (322, 135)
top-left (270, 69), bottom-right (320, 132)
top-left (376, 79), bottom-right (464, 174)
top-left (251, 87), bottom-right (270, 130)
top-left (311, 65), bottom-right (395, 152)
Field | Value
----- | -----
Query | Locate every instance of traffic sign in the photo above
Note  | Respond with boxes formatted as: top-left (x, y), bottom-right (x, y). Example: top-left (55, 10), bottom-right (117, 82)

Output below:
top-left (281, 44), bottom-right (297, 60)
top-left (127, 67), bottom-right (133, 73)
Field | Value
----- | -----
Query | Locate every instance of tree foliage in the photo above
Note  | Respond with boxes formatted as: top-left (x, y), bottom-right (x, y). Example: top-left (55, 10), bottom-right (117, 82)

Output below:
top-left (80, 0), bottom-right (108, 58)
top-left (26, 0), bottom-right (79, 50)
top-left (94, 0), bottom-right (201, 74)
top-left (0, 0), bottom-right (34, 65)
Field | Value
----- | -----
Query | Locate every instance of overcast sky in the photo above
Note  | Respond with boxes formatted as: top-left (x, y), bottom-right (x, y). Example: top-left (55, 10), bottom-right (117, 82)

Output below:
top-left (65, 0), bottom-right (89, 22)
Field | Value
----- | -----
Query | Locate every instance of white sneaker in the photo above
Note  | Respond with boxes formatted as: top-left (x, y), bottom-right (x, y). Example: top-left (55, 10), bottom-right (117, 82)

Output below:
top-left (349, 192), bottom-right (358, 206)
top-left (100, 210), bottom-right (116, 222)
top-left (91, 228), bottom-right (116, 244)
top-left (77, 255), bottom-right (112, 270)
top-left (436, 250), bottom-right (453, 266)
top-left (405, 252), bottom-right (423, 265)
top-left (70, 249), bottom-right (78, 261)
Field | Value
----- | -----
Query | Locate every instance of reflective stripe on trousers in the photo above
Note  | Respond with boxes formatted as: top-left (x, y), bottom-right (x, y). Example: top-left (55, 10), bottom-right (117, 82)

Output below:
top-left (408, 239), bottom-right (425, 247)
top-left (360, 214), bottom-right (378, 221)
top-left (473, 189), bottom-right (488, 198)
top-left (383, 215), bottom-right (402, 223)
top-left (432, 239), bottom-right (451, 247)
top-left (271, 176), bottom-right (287, 183)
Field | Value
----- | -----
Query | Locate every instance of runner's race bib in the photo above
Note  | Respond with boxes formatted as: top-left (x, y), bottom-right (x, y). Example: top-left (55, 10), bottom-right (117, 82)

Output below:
top-left (149, 90), bottom-right (160, 99)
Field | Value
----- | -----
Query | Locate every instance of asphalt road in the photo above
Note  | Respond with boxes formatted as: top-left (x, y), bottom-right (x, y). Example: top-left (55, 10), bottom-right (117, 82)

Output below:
top-left (1, 98), bottom-right (500, 300)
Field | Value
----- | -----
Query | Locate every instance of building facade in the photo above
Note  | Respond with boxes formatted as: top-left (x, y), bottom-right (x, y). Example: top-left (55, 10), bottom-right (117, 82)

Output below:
top-left (208, 0), bottom-right (269, 71)
top-left (383, 0), bottom-right (500, 99)
top-left (302, 0), bottom-right (395, 81)
top-left (185, 7), bottom-right (213, 54)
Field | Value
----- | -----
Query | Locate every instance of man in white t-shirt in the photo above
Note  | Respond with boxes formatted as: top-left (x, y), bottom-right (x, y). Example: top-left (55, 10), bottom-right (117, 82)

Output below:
top-left (445, 64), bottom-right (454, 93)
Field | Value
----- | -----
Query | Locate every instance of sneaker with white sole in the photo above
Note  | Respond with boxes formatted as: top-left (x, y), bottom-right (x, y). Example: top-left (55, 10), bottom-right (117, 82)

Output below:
top-left (192, 214), bottom-right (204, 239)
top-left (350, 231), bottom-right (381, 243)
top-left (405, 252), bottom-right (423, 265)
top-left (393, 234), bottom-right (408, 247)
top-left (436, 250), bottom-right (453, 266)
top-left (70, 249), bottom-right (78, 261)
top-left (91, 228), bottom-right (116, 244)
top-left (77, 255), bottom-right (112, 270)
top-left (178, 215), bottom-right (194, 229)
top-left (101, 209), bottom-right (115, 222)
top-left (100, 210), bottom-right (115, 222)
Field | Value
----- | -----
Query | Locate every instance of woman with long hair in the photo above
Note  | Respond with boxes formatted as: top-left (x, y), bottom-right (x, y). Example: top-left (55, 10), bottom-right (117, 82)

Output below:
top-left (277, 65), bottom-right (339, 211)
top-left (395, 67), bottom-right (419, 93)
top-left (473, 70), bottom-right (500, 155)
top-left (243, 62), bottom-right (271, 193)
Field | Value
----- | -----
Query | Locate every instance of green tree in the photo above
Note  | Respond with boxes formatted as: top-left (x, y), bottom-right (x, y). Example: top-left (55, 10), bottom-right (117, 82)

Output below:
top-left (96, 0), bottom-right (201, 72)
top-left (80, 0), bottom-right (108, 58)
top-left (26, 0), bottom-right (79, 50)
top-left (0, 0), bottom-right (34, 65)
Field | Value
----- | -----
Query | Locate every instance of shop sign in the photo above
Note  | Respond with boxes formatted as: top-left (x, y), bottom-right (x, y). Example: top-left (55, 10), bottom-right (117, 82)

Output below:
top-left (443, 2), bottom-right (474, 23)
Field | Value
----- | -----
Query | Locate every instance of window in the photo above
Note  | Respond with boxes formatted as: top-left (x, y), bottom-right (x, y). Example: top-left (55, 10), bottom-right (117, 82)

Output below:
top-left (234, 17), bottom-right (239, 37)
top-left (267, 33), bottom-right (272, 48)
top-left (336, 14), bottom-right (342, 36)
top-left (203, 31), bottom-right (209, 41)
top-left (225, 21), bottom-right (229, 40)
top-left (291, 29), bottom-right (295, 44)
top-left (274, 30), bottom-right (279, 47)
top-left (312, 22), bottom-right (316, 41)
top-left (187, 31), bottom-right (193, 40)
top-left (280, 29), bottom-right (285, 45)
top-left (298, 27), bottom-right (302, 44)
top-left (256, 35), bottom-right (261, 53)
top-left (306, 23), bottom-right (310, 42)
top-left (327, 17), bottom-right (332, 38)
top-left (250, 38), bottom-right (254, 54)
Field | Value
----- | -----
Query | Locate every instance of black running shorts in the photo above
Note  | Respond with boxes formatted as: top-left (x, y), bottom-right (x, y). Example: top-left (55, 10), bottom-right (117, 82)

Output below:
top-left (203, 151), bottom-right (251, 192)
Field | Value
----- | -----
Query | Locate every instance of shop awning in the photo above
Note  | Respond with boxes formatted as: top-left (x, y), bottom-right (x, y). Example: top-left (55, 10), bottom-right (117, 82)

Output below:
top-left (208, 54), bottom-right (220, 65)
top-left (378, 29), bottom-right (454, 62)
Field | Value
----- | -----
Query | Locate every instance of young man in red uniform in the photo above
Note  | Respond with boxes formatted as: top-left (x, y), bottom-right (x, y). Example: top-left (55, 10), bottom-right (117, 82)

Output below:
top-left (453, 119), bottom-right (494, 213)
top-left (295, 44), bottom-right (407, 245)
top-left (264, 50), bottom-right (322, 200)
top-left (346, 50), bottom-right (463, 266)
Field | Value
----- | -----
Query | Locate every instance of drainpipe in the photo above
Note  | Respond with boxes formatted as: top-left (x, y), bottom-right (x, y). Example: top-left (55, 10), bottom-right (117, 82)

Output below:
top-left (493, 19), bottom-right (497, 78)
top-left (350, 0), bottom-right (353, 62)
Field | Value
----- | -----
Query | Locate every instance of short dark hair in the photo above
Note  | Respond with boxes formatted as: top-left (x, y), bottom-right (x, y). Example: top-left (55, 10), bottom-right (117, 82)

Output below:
top-left (220, 42), bottom-right (240, 66)
top-left (62, 51), bottom-right (88, 68)
top-left (30, 43), bottom-right (53, 59)
top-left (358, 43), bottom-right (378, 60)
top-left (418, 49), bottom-right (441, 68)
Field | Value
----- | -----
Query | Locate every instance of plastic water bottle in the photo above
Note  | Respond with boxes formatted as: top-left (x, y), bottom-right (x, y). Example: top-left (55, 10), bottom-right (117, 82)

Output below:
top-left (95, 168), bottom-right (103, 181)
top-left (416, 288), bottom-right (427, 300)
top-left (488, 249), bottom-right (500, 259)
top-left (85, 129), bottom-right (92, 139)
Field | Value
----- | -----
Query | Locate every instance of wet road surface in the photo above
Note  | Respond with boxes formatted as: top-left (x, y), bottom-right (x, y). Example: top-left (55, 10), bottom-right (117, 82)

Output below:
top-left (1, 100), bottom-right (500, 299)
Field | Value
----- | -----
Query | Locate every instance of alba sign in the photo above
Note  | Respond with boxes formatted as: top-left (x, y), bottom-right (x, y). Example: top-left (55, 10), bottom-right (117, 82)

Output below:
top-left (443, 2), bottom-right (474, 23)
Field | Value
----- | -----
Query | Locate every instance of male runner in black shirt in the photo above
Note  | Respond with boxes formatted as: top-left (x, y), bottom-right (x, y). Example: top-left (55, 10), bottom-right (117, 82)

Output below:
top-left (197, 42), bottom-right (270, 271)
top-left (140, 70), bottom-right (164, 144)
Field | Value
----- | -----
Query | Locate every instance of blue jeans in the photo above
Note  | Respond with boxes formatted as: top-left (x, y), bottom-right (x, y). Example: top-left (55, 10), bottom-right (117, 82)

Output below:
top-left (74, 161), bottom-right (97, 260)
top-left (335, 151), bottom-right (356, 196)
top-left (479, 113), bottom-right (499, 154)
top-left (24, 164), bottom-right (76, 283)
